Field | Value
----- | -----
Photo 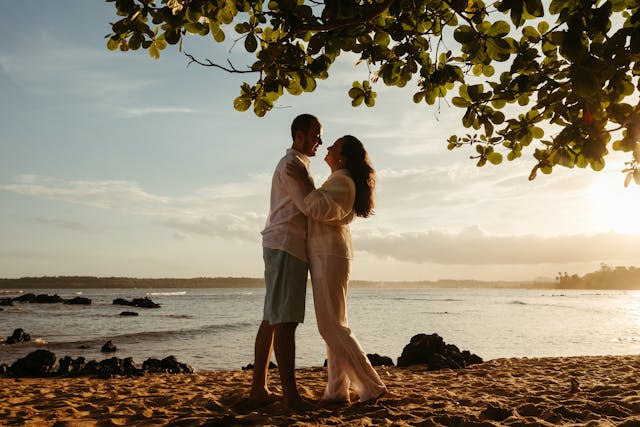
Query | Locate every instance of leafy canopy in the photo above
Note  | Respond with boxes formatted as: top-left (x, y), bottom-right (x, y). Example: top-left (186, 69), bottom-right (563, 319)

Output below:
top-left (106, 0), bottom-right (640, 184)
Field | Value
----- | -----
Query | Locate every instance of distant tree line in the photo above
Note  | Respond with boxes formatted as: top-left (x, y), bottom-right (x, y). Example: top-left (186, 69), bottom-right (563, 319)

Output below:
top-left (0, 276), bottom-right (264, 289)
top-left (556, 264), bottom-right (640, 289)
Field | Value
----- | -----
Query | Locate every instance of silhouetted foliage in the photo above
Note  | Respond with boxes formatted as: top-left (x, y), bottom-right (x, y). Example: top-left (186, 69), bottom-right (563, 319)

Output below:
top-left (556, 263), bottom-right (640, 289)
top-left (105, 0), bottom-right (640, 182)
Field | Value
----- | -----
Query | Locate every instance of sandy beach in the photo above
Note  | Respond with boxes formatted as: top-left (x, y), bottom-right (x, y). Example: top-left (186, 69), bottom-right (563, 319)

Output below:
top-left (1, 354), bottom-right (639, 426)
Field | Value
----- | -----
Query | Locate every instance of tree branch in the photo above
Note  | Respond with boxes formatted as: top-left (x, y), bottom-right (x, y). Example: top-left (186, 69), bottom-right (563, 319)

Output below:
top-left (184, 53), bottom-right (257, 73)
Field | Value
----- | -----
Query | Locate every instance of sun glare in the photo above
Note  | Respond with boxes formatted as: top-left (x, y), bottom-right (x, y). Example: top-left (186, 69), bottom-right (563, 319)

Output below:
top-left (589, 171), bottom-right (640, 234)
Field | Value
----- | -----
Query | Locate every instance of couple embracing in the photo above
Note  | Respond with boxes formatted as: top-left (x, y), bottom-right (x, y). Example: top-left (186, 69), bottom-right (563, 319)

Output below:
top-left (249, 114), bottom-right (387, 410)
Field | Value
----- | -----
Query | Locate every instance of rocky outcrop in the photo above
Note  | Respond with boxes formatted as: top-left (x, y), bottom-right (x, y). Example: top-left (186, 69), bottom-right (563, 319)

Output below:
top-left (397, 333), bottom-right (483, 370)
top-left (64, 296), bottom-right (92, 305)
top-left (113, 297), bottom-right (160, 308)
top-left (0, 298), bottom-right (12, 306)
top-left (242, 361), bottom-right (278, 370)
top-left (5, 328), bottom-right (31, 345)
top-left (9, 350), bottom-right (57, 377)
top-left (11, 293), bottom-right (91, 305)
top-left (12, 293), bottom-right (37, 303)
top-left (101, 340), bottom-right (117, 353)
top-left (4, 351), bottom-right (193, 378)
top-left (141, 356), bottom-right (193, 374)
top-left (119, 311), bottom-right (139, 316)
top-left (367, 353), bottom-right (395, 367)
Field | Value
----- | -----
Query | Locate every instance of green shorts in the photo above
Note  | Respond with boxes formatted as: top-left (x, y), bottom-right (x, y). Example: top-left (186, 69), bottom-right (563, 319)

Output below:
top-left (262, 247), bottom-right (309, 324)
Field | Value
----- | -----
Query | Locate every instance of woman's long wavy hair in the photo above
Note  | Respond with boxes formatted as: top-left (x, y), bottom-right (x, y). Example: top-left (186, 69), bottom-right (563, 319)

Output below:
top-left (341, 135), bottom-right (376, 218)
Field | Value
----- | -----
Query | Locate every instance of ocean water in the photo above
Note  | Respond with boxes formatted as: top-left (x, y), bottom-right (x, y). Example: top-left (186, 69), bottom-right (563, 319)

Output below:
top-left (1, 287), bottom-right (639, 371)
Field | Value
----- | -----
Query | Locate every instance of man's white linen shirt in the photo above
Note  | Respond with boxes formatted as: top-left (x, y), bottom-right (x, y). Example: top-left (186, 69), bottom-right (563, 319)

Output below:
top-left (261, 148), bottom-right (313, 263)
top-left (303, 169), bottom-right (356, 259)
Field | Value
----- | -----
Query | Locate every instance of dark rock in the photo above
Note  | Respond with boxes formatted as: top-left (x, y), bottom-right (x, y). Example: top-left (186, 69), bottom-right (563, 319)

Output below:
top-left (119, 311), bottom-right (139, 316)
top-left (9, 350), bottom-right (57, 377)
top-left (96, 357), bottom-right (123, 378)
top-left (113, 297), bottom-right (160, 309)
top-left (397, 333), bottom-right (483, 370)
top-left (57, 356), bottom-right (88, 377)
top-left (142, 356), bottom-right (193, 374)
top-left (64, 296), bottom-right (92, 305)
top-left (242, 361), bottom-right (278, 370)
top-left (0, 298), bottom-right (13, 306)
top-left (367, 353), bottom-right (395, 367)
top-left (12, 293), bottom-right (36, 303)
top-left (6, 328), bottom-right (31, 345)
top-left (6, 351), bottom-right (193, 378)
top-left (83, 360), bottom-right (98, 375)
top-left (101, 340), bottom-right (117, 353)
top-left (123, 357), bottom-right (142, 376)
top-left (57, 356), bottom-right (74, 376)
top-left (34, 294), bottom-right (64, 304)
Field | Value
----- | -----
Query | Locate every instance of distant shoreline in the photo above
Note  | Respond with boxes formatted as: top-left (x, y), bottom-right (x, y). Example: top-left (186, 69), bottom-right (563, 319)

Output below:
top-left (1, 275), bottom-right (638, 290)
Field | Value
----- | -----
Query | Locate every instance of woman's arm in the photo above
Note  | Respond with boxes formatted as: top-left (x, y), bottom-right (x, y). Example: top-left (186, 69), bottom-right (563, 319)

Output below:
top-left (304, 174), bottom-right (355, 222)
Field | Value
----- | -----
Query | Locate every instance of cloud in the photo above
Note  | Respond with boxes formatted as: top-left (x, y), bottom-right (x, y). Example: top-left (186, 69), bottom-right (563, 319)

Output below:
top-left (355, 226), bottom-right (640, 265)
top-left (119, 106), bottom-right (196, 118)
top-left (0, 174), bottom-right (269, 242)
top-left (160, 212), bottom-right (265, 242)
top-left (30, 217), bottom-right (98, 233)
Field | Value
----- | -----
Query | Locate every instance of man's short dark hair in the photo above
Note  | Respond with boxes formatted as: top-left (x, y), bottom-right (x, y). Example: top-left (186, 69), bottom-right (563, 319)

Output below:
top-left (291, 114), bottom-right (318, 141)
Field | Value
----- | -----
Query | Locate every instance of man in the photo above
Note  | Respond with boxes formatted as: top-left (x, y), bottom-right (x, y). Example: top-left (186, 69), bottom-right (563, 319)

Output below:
top-left (249, 114), bottom-right (322, 410)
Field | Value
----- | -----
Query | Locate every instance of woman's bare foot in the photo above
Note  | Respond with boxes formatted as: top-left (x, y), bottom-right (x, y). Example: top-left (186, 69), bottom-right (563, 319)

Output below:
top-left (358, 389), bottom-right (387, 405)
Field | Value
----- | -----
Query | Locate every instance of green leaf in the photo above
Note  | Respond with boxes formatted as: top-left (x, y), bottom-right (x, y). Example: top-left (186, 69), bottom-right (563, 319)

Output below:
top-left (530, 127), bottom-right (544, 138)
top-left (454, 25), bottom-right (476, 44)
top-left (364, 92), bottom-right (376, 107)
top-left (452, 97), bottom-right (470, 108)
top-left (487, 152), bottom-right (503, 165)
top-left (233, 95), bottom-right (252, 112)
top-left (244, 33), bottom-right (257, 52)
top-left (486, 37), bottom-right (512, 62)
top-left (235, 22), bottom-right (251, 34)
top-left (590, 158), bottom-right (605, 171)
top-left (253, 97), bottom-right (273, 117)
top-left (488, 21), bottom-right (510, 38)
top-left (523, 25), bottom-right (539, 39)
top-left (524, 0), bottom-right (544, 17)
top-left (209, 22), bottom-right (225, 43)
top-left (483, 64), bottom-right (495, 77)
top-left (107, 37), bottom-right (120, 51)
top-left (467, 84), bottom-right (484, 101)
top-left (538, 21), bottom-right (549, 34)
top-left (348, 87), bottom-right (364, 99)
top-left (450, 0), bottom-right (468, 13)
top-left (149, 42), bottom-right (160, 59)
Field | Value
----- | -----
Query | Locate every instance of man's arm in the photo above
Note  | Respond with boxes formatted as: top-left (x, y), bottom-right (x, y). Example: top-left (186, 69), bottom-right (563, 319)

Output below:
top-left (283, 159), bottom-right (314, 215)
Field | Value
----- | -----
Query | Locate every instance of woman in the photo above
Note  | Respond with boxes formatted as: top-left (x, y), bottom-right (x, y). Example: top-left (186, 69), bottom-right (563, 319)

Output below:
top-left (287, 135), bottom-right (387, 404)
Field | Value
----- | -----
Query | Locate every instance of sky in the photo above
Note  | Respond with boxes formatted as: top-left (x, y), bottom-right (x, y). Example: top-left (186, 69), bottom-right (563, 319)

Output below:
top-left (1, 1), bottom-right (640, 282)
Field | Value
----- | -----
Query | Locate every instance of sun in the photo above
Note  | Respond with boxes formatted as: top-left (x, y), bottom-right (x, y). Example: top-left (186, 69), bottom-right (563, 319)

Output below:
top-left (588, 170), bottom-right (640, 234)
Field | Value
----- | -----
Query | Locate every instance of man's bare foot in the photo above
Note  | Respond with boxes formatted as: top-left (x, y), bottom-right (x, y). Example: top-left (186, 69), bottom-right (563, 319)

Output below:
top-left (247, 390), bottom-right (281, 408)
top-left (283, 396), bottom-right (316, 412)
